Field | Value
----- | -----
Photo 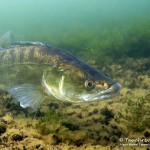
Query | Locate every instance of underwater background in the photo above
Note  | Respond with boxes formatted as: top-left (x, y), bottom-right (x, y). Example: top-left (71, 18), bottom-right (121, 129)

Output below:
top-left (0, 0), bottom-right (150, 149)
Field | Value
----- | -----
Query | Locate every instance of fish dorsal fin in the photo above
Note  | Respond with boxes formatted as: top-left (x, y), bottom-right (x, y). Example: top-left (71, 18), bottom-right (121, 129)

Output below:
top-left (8, 84), bottom-right (44, 110)
top-left (0, 31), bottom-right (14, 49)
top-left (12, 41), bottom-right (46, 47)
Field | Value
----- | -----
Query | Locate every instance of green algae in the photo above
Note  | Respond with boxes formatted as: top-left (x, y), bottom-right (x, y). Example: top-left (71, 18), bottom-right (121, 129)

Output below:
top-left (61, 120), bottom-right (79, 131)
top-left (36, 110), bottom-right (79, 135)
top-left (14, 19), bottom-right (150, 66)
top-left (126, 95), bottom-right (150, 132)
top-left (36, 110), bottom-right (62, 135)
top-left (39, 110), bottom-right (61, 124)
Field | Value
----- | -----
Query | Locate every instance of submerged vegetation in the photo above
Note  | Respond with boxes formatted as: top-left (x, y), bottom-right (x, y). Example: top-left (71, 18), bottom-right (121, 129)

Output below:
top-left (36, 110), bottom-right (79, 135)
top-left (0, 0), bottom-right (150, 149)
top-left (126, 94), bottom-right (150, 132)
top-left (8, 19), bottom-right (149, 66)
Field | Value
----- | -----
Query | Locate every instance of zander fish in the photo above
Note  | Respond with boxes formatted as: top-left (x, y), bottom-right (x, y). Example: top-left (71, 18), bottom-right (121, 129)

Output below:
top-left (0, 32), bottom-right (121, 110)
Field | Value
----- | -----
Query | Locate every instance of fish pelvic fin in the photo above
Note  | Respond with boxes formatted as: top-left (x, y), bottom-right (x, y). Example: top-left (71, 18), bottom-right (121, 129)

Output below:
top-left (8, 84), bottom-right (44, 110)
top-left (0, 31), bottom-right (14, 49)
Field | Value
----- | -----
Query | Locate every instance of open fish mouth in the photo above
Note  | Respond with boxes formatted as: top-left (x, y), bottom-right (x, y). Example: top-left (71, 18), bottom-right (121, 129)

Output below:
top-left (82, 82), bottom-right (121, 101)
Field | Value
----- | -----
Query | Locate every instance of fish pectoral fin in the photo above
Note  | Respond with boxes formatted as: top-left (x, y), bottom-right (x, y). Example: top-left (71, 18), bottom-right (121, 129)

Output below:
top-left (59, 75), bottom-right (65, 95)
top-left (0, 31), bottom-right (14, 49)
top-left (8, 84), bottom-right (44, 110)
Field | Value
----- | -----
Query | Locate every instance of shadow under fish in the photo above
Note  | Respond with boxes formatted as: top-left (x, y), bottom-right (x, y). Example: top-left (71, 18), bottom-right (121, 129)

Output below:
top-left (0, 32), bottom-right (121, 110)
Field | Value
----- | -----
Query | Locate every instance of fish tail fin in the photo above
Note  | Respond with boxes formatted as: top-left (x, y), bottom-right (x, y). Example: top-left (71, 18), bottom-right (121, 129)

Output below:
top-left (0, 31), bottom-right (14, 49)
top-left (8, 84), bottom-right (44, 110)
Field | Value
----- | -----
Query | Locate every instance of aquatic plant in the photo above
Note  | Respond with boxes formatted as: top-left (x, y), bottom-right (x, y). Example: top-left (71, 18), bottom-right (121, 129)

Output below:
top-left (48, 20), bottom-right (150, 65)
top-left (9, 18), bottom-right (150, 67)
top-left (36, 110), bottom-right (79, 135)
top-left (39, 110), bottom-right (61, 124)
top-left (36, 110), bottom-right (62, 135)
top-left (126, 95), bottom-right (150, 132)
top-left (61, 120), bottom-right (79, 131)
top-left (101, 107), bottom-right (114, 125)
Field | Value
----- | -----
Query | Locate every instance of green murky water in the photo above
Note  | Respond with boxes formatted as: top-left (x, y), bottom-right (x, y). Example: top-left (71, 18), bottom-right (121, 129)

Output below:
top-left (0, 1), bottom-right (150, 149)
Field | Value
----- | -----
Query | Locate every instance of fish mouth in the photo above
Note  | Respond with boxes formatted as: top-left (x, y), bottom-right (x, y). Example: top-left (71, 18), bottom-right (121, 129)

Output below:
top-left (82, 82), bottom-right (121, 101)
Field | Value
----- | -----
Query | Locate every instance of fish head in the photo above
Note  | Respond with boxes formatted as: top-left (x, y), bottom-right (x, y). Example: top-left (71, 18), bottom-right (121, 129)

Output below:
top-left (42, 64), bottom-right (121, 102)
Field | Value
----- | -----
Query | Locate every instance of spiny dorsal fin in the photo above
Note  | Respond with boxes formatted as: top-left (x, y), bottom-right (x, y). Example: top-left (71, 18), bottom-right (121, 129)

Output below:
top-left (0, 31), bottom-right (14, 49)
top-left (12, 41), bottom-right (46, 47)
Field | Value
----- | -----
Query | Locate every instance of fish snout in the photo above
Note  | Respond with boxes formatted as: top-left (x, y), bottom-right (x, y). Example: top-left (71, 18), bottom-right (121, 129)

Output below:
top-left (109, 82), bottom-right (121, 94)
top-left (97, 82), bottom-right (121, 100)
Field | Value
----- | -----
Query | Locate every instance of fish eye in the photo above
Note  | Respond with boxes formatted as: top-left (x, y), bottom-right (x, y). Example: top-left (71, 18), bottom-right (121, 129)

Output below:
top-left (85, 80), bottom-right (95, 90)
